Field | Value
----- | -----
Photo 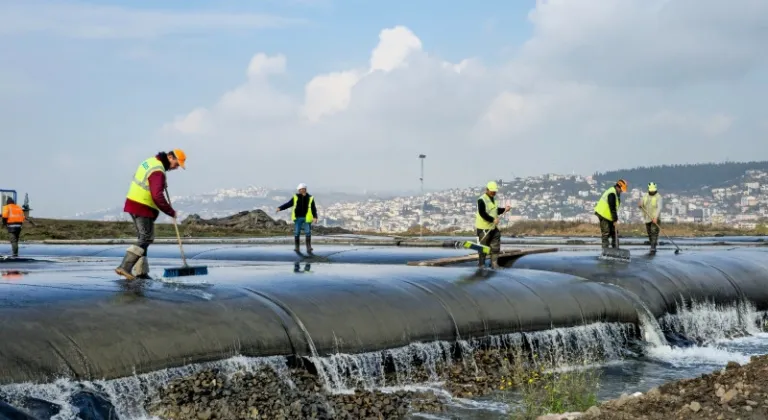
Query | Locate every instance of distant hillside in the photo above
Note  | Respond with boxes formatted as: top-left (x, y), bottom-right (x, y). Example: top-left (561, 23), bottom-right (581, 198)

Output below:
top-left (594, 161), bottom-right (768, 193)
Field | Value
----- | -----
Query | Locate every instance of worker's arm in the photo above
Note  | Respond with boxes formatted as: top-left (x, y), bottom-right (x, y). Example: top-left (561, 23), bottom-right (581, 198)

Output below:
top-left (1, 206), bottom-right (7, 227)
top-left (277, 199), bottom-right (294, 211)
top-left (607, 193), bottom-right (618, 222)
top-left (148, 172), bottom-right (176, 218)
top-left (497, 206), bottom-right (507, 215)
top-left (311, 199), bottom-right (318, 220)
top-left (477, 199), bottom-right (495, 223)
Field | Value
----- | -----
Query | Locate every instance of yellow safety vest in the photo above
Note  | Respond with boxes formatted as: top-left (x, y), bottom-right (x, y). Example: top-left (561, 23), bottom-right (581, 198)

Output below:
top-left (292, 194), bottom-right (314, 223)
top-left (475, 193), bottom-right (497, 230)
top-left (594, 186), bottom-right (620, 221)
top-left (126, 157), bottom-right (165, 210)
top-left (642, 194), bottom-right (659, 221)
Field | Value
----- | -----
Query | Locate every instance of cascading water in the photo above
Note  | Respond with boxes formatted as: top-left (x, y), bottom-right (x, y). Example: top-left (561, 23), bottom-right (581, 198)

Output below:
top-left (0, 322), bottom-right (636, 420)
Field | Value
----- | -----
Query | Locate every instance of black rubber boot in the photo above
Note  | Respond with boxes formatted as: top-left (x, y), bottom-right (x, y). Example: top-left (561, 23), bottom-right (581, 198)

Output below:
top-left (306, 235), bottom-right (313, 253)
top-left (115, 245), bottom-right (143, 280)
top-left (294, 236), bottom-right (300, 252)
top-left (490, 254), bottom-right (500, 269)
top-left (478, 253), bottom-right (486, 268)
top-left (11, 242), bottom-right (18, 257)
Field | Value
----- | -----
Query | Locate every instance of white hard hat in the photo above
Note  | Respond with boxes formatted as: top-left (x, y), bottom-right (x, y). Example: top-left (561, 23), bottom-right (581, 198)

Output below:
top-left (297, 183), bottom-right (307, 190)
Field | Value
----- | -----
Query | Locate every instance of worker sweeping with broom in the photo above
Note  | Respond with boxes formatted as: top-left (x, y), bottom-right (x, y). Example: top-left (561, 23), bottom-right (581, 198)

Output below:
top-left (116, 149), bottom-right (200, 280)
top-left (475, 181), bottom-right (511, 269)
top-left (594, 179), bottom-right (631, 261)
top-left (639, 182), bottom-right (663, 254)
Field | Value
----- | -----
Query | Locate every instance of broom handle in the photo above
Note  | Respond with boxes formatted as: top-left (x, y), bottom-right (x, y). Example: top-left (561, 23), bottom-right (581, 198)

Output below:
top-left (165, 188), bottom-right (188, 266)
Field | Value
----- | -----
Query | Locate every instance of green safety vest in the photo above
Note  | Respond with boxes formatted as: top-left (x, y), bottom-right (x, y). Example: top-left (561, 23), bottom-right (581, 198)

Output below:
top-left (594, 186), bottom-right (620, 221)
top-left (126, 157), bottom-right (165, 210)
top-left (292, 194), bottom-right (314, 223)
top-left (475, 193), bottom-right (497, 230)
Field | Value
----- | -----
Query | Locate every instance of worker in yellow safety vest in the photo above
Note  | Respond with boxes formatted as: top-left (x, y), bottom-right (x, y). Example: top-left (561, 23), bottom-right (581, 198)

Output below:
top-left (276, 183), bottom-right (319, 253)
top-left (594, 179), bottom-right (627, 249)
top-left (115, 149), bottom-right (186, 280)
top-left (475, 181), bottom-right (511, 268)
top-left (639, 182), bottom-right (663, 254)
top-left (1, 197), bottom-right (26, 258)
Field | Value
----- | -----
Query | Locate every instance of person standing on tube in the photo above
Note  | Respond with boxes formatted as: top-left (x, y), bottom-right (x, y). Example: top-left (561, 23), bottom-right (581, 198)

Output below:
top-left (116, 149), bottom-right (185, 280)
top-left (639, 182), bottom-right (662, 254)
top-left (276, 183), bottom-right (319, 253)
top-left (475, 181), bottom-right (510, 269)
top-left (594, 179), bottom-right (627, 249)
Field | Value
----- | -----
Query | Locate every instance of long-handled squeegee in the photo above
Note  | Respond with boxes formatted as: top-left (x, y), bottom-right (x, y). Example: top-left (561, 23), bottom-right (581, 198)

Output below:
top-left (600, 226), bottom-right (631, 262)
top-left (162, 189), bottom-right (208, 278)
top-left (462, 229), bottom-right (492, 254)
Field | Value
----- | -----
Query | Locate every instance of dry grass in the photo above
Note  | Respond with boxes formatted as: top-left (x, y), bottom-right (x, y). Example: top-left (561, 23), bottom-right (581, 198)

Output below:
top-left (502, 220), bottom-right (767, 237)
top-left (0, 218), bottom-right (289, 241)
top-left (0, 218), bottom-right (764, 241)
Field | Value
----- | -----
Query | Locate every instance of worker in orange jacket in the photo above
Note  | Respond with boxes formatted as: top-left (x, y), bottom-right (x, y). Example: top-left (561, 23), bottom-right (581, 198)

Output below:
top-left (1, 197), bottom-right (26, 257)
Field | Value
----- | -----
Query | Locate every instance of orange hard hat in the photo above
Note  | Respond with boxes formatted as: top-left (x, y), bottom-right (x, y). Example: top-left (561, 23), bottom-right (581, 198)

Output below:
top-left (616, 179), bottom-right (627, 192)
top-left (172, 148), bottom-right (186, 169)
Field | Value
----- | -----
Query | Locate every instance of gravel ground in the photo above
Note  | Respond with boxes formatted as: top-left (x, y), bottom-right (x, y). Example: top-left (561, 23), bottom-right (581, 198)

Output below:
top-left (145, 346), bottom-right (541, 420)
top-left (541, 354), bottom-right (768, 420)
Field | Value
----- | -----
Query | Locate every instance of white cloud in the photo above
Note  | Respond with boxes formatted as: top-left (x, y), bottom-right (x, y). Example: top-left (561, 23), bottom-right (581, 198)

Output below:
top-left (158, 0), bottom-right (768, 193)
top-left (0, 1), bottom-right (305, 39)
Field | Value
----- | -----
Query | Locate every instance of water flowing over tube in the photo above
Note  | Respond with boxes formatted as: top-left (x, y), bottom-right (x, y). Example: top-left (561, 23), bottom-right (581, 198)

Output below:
top-left (2, 245), bottom-right (768, 387)
top-left (0, 262), bottom-right (638, 385)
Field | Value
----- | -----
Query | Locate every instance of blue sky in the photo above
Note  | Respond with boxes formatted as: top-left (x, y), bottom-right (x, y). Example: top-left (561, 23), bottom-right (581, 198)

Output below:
top-left (1, 0), bottom-right (767, 217)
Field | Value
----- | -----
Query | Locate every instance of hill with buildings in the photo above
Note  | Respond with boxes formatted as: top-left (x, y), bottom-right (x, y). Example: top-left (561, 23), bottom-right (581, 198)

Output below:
top-left (70, 161), bottom-right (768, 233)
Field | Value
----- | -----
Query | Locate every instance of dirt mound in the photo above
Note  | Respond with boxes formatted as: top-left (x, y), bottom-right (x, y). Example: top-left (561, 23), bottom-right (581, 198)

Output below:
top-left (182, 210), bottom-right (351, 235)
top-left (578, 355), bottom-right (768, 420)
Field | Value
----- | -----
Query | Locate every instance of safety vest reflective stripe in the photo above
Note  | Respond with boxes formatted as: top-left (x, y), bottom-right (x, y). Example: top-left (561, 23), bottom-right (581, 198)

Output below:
top-left (475, 194), bottom-right (497, 230)
top-left (594, 186), bottom-right (620, 221)
top-left (2, 204), bottom-right (25, 224)
top-left (126, 157), bottom-right (165, 210)
top-left (291, 195), bottom-right (314, 223)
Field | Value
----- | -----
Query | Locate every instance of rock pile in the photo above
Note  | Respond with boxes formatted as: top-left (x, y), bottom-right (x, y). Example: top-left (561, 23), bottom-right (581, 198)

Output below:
top-left (147, 365), bottom-right (440, 420)
top-left (559, 355), bottom-right (768, 420)
top-left (146, 344), bottom-right (588, 420)
top-left (182, 210), bottom-right (351, 235)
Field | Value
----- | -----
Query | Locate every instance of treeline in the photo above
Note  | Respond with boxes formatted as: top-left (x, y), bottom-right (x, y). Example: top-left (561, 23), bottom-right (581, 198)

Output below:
top-left (593, 161), bottom-right (768, 193)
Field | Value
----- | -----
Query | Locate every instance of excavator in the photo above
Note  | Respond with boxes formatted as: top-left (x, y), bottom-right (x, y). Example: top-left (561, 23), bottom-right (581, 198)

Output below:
top-left (0, 189), bottom-right (33, 221)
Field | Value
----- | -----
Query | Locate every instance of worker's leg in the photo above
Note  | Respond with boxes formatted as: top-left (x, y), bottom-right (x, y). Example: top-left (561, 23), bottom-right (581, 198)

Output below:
top-left (609, 222), bottom-right (617, 248)
top-left (133, 216), bottom-right (155, 278)
top-left (8, 227), bottom-right (20, 257)
top-left (294, 218), bottom-right (305, 251)
top-left (489, 228), bottom-right (502, 269)
top-left (305, 222), bottom-right (313, 252)
top-left (645, 222), bottom-right (653, 251)
top-left (649, 221), bottom-right (660, 252)
top-left (115, 215), bottom-right (152, 280)
top-left (476, 229), bottom-right (487, 267)
top-left (598, 217), bottom-right (611, 248)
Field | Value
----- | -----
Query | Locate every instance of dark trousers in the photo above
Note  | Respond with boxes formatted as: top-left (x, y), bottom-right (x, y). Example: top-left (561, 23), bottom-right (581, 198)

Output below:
top-left (131, 214), bottom-right (155, 254)
top-left (597, 215), bottom-right (616, 249)
top-left (645, 221), bottom-right (660, 250)
top-left (476, 227), bottom-right (501, 267)
top-left (7, 227), bottom-right (20, 256)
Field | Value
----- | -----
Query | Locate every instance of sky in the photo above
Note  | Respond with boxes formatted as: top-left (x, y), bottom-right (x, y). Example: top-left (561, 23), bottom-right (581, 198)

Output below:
top-left (1, 0), bottom-right (767, 217)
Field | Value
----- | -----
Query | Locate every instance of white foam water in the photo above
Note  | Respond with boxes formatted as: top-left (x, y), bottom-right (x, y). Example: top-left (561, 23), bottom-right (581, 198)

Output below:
top-left (5, 298), bottom-right (768, 420)
top-left (0, 356), bottom-right (291, 420)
